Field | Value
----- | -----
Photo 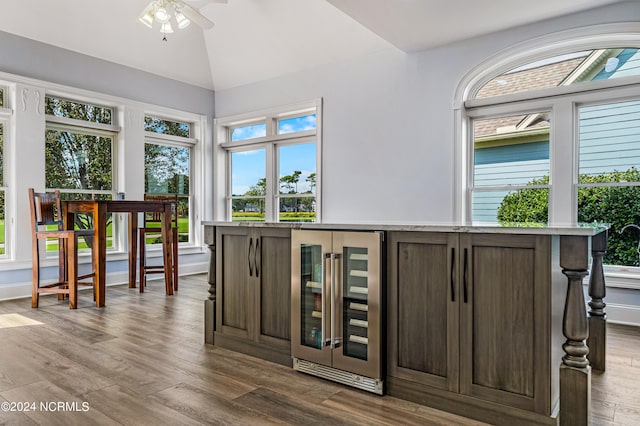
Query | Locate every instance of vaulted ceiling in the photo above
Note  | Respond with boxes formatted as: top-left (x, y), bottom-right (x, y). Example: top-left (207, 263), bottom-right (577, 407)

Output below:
top-left (0, 0), bottom-right (626, 91)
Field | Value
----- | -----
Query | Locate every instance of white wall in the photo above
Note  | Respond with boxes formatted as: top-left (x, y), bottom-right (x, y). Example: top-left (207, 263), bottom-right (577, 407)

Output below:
top-left (214, 0), bottom-right (640, 226)
top-left (213, 1), bottom-right (640, 325)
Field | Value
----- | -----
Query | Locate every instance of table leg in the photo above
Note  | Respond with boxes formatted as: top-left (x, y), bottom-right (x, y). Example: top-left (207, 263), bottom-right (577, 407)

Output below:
top-left (162, 203), bottom-right (174, 295)
top-left (129, 212), bottom-right (138, 288)
top-left (95, 202), bottom-right (107, 307)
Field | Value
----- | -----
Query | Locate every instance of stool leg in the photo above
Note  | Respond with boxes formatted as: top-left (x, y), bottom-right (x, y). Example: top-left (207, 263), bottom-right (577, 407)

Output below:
top-left (68, 236), bottom-right (78, 309)
top-left (139, 229), bottom-right (146, 293)
top-left (172, 228), bottom-right (178, 291)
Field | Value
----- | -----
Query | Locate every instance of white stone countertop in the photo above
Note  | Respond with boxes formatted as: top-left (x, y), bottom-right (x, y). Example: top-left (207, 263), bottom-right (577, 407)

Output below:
top-left (202, 221), bottom-right (609, 236)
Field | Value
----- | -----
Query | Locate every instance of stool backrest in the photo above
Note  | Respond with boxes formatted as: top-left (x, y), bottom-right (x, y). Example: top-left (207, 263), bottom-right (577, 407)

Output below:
top-left (29, 188), bottom-right (64, 232)
top-left (143, 193), bottom-right (179, 229)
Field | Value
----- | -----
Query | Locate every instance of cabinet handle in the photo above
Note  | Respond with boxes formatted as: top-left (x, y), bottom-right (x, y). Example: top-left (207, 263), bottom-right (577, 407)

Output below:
top-left (330, 253), bottom-right (338, 349)
top-left (248, 237), bottom-right (254, 277)
top-left (463, 248), bottom-right (469, 304)
top-left (254, 238), bottom-right (260, 278)
top-left (450, 247), bottom-right (455, 302)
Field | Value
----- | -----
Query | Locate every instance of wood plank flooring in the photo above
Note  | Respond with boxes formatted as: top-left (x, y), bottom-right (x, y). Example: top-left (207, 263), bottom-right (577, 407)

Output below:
top-left (0, 274), bottom-right (638, 425)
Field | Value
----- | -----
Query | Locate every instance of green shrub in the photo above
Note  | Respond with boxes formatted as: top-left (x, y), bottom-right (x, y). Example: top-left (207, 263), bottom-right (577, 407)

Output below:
top-left (498, 168), bottom-right (640, 266)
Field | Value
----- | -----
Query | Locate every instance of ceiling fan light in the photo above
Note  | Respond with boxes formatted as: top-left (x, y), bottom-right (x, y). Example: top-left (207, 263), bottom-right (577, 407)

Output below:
top-left (154, 7), bottom-right (171, 24)
top-left (139, 12), bottom-right (154, 28)
top-left (160, 22), bottom-right (174, 34)
top-left (176, 12), bottom-right (191, 29)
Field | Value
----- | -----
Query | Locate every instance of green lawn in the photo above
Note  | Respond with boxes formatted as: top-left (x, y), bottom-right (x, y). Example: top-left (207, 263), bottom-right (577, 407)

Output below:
top-left (2, 218), bottom-right (190, 254)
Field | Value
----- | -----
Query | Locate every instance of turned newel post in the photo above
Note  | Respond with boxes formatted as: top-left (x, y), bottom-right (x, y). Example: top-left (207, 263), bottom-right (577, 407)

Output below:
top-left (587, 230), bottom-right (607, 372)
top-left (559, 235), bottom-right (591, 426)
top-left (204, 226), bottom-right (216, 344)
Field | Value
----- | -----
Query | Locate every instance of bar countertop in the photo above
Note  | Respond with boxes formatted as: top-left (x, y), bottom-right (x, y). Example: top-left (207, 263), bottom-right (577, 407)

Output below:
top-left (202, 220), bottom-right (609, 236)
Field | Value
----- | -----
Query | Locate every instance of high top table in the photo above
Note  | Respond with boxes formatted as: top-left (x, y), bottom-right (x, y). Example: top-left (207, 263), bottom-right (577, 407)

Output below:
top-left (64, 199), bottom-right (175, 307)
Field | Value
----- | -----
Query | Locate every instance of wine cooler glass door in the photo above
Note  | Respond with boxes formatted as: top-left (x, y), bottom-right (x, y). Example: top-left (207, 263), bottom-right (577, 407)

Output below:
top-left (291, 230), bottom-right (332, 366)
top-left (301, 243), bottom-right (325, 349)
top-left (342, 246), bottom-right (369, 360)
top-left (332, 232), bottom-right (382, 379)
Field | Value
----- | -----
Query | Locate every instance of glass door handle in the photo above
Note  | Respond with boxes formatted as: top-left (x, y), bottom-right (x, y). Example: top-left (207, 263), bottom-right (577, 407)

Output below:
top-left (322, 253), bottom-right (331, 347)
top-left (330, 253), bottom-right (342, 349)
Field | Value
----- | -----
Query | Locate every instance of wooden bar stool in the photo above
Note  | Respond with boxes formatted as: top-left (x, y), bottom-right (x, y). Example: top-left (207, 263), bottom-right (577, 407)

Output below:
top-left (139, 194), bottom-right (179, 292)
top-left (29, 188), bottom-right (97, 309)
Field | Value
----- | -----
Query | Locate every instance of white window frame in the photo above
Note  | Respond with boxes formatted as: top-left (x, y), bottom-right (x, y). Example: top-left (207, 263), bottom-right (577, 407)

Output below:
top-left (454, 22), bottom-right (640, 288)
top-left (0, 110), bottom-right (9, 259)
top-left (44, 93), bottom-right (120, 196)
top-left (216, 98), bottom-right (322, 222)
top-left (144, 125), bottom-right (197, 246)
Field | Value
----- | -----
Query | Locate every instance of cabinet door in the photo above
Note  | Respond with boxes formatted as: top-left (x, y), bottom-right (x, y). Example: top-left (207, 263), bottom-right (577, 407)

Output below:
top-left (332, 231), bottom-right (382, 379)
top-left (291, 230), bottom-right (333, 367)
top-left (255, 228), bottom-right (292, 348)
top-left (216, 227), bottom-right (252, 339)
top-left (388, 232), bottom-right (459, 392)
top-left (459, 234), bottom-right (551, 414)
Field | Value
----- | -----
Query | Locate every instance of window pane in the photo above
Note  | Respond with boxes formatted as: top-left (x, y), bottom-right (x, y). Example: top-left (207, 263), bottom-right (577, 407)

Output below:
top-left (45, 129), bottom-right (113, 191)
top-left (45, 96), bottom-right (112, 125)
top-left (278, 114), bottom-right (316, 134)
top-left (145, 143), bottom-right (191, 243)
top-left (0, 88), bottom-right (3, 107)
top-left (473, 188), bottom-right (549, 224)
top-left (279, 143), bottom-right (316, 195)
top-left (473, 114), bottom-right (550, 187)
top-left (578, 185), bottom-right (640, 266)
top-left (0, 123), bottom-right (3, 254)
top-left (231, 123), bottom-right (266, 141)
top-left (578, 100), bottom-right (640, 180)
top-left (278, 142), bottom-right (316, 222)
top-left (279, 197), bottom-right (316, 222)
top-left (0, 122), bottom-right (3, 186)
top-left (231, 149), bottom-right (266, 221)
top-left (578, 100), bottom-right (640, 267)
top-left (476, 48), bottom-right (640, 100)
top-left (145, 144), bottom-right (190, 195)
top-left (144, 116), bottom-right (190, 138)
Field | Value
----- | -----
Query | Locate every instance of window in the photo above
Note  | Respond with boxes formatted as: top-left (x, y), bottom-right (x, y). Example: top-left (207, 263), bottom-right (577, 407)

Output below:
top-left (577, 100), bottom-right (640, 266)
top-left (0, 121), bottom-right (5, 255)
top-left (471, 112), bottom-right (550, 223)
top-left (45, 96), bottom-right (115, 200)
top-left (219, 99), bottom-right (321, 222)
top-left (462, 36), bottom-right (640, 268)
top-left (144, 115), bottom-right (194, 244)
top-left (45, 95), bottom-right (118, 251)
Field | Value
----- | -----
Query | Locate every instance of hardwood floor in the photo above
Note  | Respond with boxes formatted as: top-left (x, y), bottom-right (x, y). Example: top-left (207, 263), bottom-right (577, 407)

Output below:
top-left (0, 274), bottom-right (638, 425)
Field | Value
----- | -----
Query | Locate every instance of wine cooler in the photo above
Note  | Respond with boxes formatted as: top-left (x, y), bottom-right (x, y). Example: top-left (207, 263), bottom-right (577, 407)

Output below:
top-left (291, 230), bottom-right (383, 394)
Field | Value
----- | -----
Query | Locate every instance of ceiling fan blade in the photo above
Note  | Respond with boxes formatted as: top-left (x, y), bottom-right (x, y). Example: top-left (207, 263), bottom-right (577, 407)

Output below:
top-left (185, 0), bottom-right (228, 10)
top-left (178, 1), bottom-right (215, 29)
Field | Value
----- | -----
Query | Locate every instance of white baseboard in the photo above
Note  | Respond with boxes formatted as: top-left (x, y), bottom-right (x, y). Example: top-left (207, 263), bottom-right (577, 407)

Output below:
top-left (0, 261), bottom-right (208, 302)
top-left (606, 303), bottom-right (640, 327)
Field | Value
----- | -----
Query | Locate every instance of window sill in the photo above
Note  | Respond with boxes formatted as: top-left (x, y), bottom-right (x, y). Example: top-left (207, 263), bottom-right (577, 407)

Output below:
top-left (603, 268), bottom-right (640, 290)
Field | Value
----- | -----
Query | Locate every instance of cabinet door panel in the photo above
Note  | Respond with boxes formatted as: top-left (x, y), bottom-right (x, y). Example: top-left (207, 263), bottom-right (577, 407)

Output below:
top-left (398, 241), bottom-right (449, 376)
top-left (217, 229), bottom-right (250, 339)
top-left (460, 234), bottom-right (551, 414)
top-left (258, 231), bottom-right (292, 346)
top-left (388, 232), bottom-right (459, 392)
top-left (472, 245), bottom-right (535, 397)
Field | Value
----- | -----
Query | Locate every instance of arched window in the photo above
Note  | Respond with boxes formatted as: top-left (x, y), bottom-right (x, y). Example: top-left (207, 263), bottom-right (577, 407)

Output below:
top-left (456, 24), bottom-right (640, 268)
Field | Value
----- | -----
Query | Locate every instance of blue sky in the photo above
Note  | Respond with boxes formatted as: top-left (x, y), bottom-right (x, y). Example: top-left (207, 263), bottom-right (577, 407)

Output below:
top-left (231, 115), bottom-right (317, 195)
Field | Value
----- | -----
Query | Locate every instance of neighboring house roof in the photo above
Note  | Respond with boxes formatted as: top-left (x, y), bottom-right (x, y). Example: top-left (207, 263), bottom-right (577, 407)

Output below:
top-left (474, 56), bottom-right (590, 140)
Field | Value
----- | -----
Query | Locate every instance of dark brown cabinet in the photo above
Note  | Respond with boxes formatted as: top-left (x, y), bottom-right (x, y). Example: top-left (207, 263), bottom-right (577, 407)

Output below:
top-left (387, 231), bottom-right (562, 424)
top-left (215, 226), bottom-right (292, 366)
